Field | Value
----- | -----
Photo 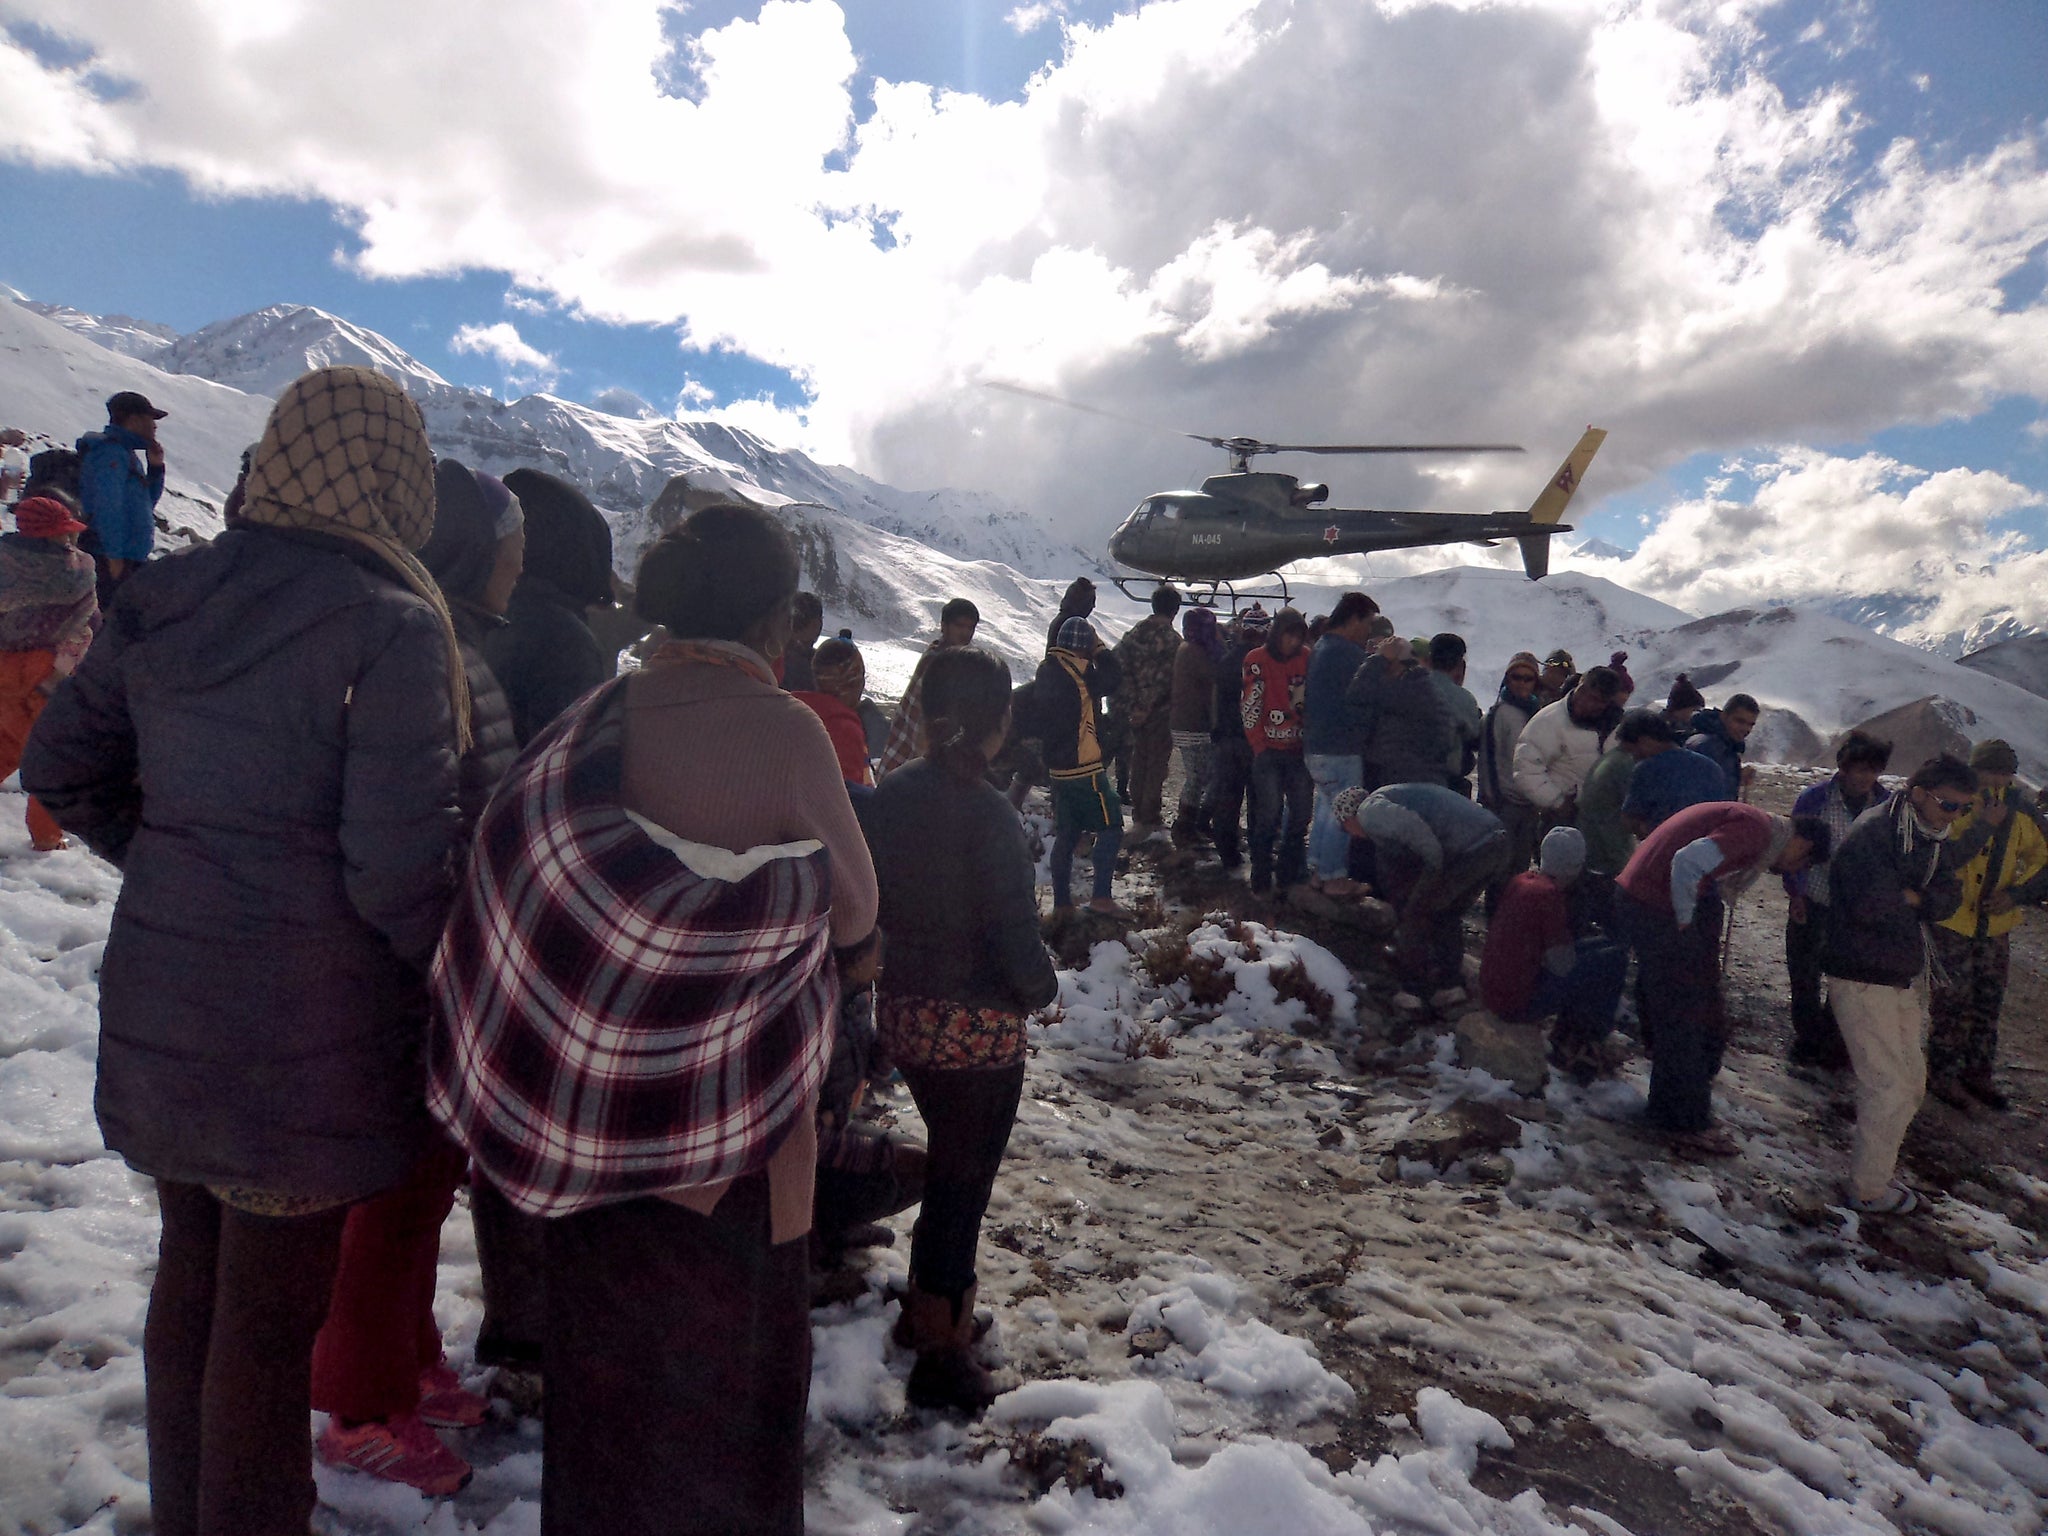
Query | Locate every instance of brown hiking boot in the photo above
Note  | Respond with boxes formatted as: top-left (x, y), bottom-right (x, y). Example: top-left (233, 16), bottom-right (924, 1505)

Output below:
top-left (898, 1283), bottom-right (1000, 1414)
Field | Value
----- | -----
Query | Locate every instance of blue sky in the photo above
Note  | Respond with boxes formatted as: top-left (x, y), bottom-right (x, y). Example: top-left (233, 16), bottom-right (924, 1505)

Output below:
top-left (1, 0), bottom-right (2044, 580)
top-left (1, 2), bottom-right (1132, 414)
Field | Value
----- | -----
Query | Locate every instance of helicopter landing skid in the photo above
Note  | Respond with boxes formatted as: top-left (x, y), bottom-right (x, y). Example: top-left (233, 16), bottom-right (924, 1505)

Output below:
top-left (1111, 573), bottom-right (1293, 613)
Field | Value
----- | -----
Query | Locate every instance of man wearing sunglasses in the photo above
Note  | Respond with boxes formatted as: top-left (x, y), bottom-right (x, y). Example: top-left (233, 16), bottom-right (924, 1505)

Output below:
top-left (1822, 755), bottom-right (1977, 1216)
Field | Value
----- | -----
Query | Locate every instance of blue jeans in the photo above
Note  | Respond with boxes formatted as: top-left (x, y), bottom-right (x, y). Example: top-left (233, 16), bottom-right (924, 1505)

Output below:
top-left (1304, 753), bottom-right (1364, 881)
top-left (1051, 819), bottom-right (1123, 908)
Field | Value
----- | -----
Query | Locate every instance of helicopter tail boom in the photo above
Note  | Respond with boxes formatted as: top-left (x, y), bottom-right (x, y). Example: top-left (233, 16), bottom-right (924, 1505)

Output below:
top-left (1517, 427), bottom-right (1606, 579)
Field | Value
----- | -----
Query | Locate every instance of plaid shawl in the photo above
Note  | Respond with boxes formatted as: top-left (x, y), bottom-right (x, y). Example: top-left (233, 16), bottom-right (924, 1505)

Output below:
top-left (428, 677), bottom-right (837, 1216)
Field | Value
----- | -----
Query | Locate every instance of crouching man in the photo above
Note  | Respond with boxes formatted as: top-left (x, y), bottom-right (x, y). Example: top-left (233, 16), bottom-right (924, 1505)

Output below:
top-left (1337, 783), bottom-right (1508, 994)
top-left (1478, 827), bottom-right (1629, 1083)
top-left (1612, 803), bottom-right (1827, 1159)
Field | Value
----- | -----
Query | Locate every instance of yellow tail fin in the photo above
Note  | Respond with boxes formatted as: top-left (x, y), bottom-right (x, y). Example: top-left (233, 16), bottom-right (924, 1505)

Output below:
top-left (1519, 426), bottom-right (1606, 579)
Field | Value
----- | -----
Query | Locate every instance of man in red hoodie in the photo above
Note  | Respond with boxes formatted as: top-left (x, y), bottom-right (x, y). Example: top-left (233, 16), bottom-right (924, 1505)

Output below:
top-left (1242, 608), bottom-right (1312, 894)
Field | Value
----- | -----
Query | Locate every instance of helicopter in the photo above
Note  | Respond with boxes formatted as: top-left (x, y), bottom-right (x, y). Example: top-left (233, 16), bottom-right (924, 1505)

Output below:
top-left (989, 383), bottom-right (1605, 607)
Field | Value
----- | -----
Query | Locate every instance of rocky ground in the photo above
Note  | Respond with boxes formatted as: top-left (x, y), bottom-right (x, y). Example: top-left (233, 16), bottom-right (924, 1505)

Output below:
top-left (3, 769), bottom-right (2047, 1534)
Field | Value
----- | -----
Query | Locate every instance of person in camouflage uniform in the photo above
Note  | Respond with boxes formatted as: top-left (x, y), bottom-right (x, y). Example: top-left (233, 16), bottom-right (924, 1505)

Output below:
top-left (1113, 585), bottom-right (1184, 833)
top-left (1928, 739), bottom-right (2048, 1111)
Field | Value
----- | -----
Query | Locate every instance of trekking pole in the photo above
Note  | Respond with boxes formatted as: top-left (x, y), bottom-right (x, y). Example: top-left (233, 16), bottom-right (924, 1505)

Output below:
top-left (1718, 892), bottom-right (1736, 977)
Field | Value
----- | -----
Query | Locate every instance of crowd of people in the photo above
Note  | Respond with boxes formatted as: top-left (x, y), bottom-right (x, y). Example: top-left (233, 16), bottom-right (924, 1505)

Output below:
top-left (1, 371), bottom-right (2043, 1532)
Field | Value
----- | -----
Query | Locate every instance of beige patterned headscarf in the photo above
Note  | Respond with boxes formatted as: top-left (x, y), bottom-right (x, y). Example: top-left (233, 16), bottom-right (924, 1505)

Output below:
top-left (239, 367), bottom-right (471, 750)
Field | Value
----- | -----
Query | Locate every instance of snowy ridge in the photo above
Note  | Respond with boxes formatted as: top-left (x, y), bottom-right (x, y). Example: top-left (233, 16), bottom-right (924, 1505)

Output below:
top-left (9, 292), bottom-right (2048, 770)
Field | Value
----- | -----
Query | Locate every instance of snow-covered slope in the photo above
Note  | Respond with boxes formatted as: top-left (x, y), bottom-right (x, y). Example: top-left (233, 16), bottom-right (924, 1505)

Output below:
top-left (22, 301), bottom-right (179, 362)
top-left (1625, 604), bottom-right (2048, 779)
top-left (150, 304), bottom-right (1096, 577)
top-left (160, 304), bottom-right (456, 402)
top-left (0, 299), bottom-right (269, 535)
top-left (9, 290), bottom-right (2045, 763)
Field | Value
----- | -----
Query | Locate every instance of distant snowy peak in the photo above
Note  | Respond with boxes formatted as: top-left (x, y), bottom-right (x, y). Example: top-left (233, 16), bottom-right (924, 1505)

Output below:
top-left (588, 386), bottom-right (661, 421)
top-left (23, 302), bottom-right (179, 362)
top-left (1567, 536), bottom-right (1634, 562)
top-left (163, 304), bottom-right (453, 401)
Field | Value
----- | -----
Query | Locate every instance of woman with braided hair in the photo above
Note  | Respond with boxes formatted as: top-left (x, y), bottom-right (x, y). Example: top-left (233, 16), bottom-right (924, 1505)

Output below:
top-left (23, 366), bottom-right (466, 1535)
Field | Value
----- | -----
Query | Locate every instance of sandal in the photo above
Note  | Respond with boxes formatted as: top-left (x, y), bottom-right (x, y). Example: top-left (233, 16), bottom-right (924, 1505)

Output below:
top-left (1848, 1181), bottom-right (1918, 1216)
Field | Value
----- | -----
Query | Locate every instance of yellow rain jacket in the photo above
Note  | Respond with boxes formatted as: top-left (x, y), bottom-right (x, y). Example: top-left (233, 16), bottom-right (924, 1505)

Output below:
top-left (1938, 788), bottom-right (2048, 941)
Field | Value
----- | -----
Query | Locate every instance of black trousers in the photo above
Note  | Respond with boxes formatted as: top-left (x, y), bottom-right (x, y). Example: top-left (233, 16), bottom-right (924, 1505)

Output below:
top-left (1614, 889), bottom-right (1727, 1132)
top-left (472, 1176), bottom-right (548, 1370)
top-left (1210, 736), bottom-right (1254, 866)
top-left (147, 1182), bottom-right (350, 1536)
top-left (898, 1061), bottom-right (1026, 1304)
top-left (1785, 904), bottom-right (1848, 1066)
top-left (544, 1175), bottom-right (810, 1535)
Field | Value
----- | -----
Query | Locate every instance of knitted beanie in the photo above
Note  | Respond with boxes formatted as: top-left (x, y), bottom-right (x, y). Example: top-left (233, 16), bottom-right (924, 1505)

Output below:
top-left (1970, 739), bottom-right (2019, 774)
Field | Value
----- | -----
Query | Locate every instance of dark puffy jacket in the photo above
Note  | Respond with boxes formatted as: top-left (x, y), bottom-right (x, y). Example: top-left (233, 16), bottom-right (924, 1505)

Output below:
top-left (21, 528), bottom-right (462, 1199)
top-left (1033, 647), bottom-right (1120, 777)
top-left (1684, 708), bottom-right (1747, 801)
top-left (491, 468), bottom-right (616, 747)
top-left (1170, 641), bottom-right (1217, 733)
top-left (484, 578), bottom-right (609, 747)
top-left (865, 759), bottom-right (1060, 1014)
top-left (453, 606), bottom-right (520, 833)
top-left (1823, 799), bottom-right (1962, 988)
top-left (1346, 653), bottom-right (1454, 786)
top-left (1213, 642), bottom-right (1252, 743)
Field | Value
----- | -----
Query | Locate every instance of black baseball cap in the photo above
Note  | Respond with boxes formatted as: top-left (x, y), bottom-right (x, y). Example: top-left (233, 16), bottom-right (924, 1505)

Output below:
top-left (106, 391), bottom-right (168, 421)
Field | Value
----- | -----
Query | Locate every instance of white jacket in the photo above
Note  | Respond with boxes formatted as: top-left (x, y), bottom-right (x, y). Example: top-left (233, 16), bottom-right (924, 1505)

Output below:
top-left (1511, 698), bottom-right (1609, 811)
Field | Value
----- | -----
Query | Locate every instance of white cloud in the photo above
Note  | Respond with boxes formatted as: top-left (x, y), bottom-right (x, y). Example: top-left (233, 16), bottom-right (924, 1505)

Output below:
top-left (449, 321), bottom-right (558, 388)
top-left (1554, 447), bottom-right (2048, 642)
top-left (2, 0), bottom-right (2045, 563)
top-left (1005, 2), bottom-right (1069, 35)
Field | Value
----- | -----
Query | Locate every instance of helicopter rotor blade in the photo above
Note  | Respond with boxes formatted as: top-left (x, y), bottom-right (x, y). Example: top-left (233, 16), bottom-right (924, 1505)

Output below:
top-left (984, 383), bottom-right (1525, 459)
top-left (1198, 440), bottom-right (1527, 456)
top-left (981, 380), bottom-right (1189, 439)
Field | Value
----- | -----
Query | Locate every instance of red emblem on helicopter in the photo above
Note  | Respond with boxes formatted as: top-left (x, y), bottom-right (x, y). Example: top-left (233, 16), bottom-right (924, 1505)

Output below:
top-left (1554, 465), bottom-right (1576, 493)
top-left (1323, 524), bottom-right (1341, 546)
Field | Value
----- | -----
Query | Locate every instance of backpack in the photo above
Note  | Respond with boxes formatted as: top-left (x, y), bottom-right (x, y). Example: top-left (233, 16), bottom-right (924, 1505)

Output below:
top-left (25, 447), bottom-right (82, 502)
top-left (1009, 678), bottom-right (1049, 744)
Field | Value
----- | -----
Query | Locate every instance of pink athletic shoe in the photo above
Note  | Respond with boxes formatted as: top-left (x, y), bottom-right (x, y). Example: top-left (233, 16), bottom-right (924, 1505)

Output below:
top-left (418, 1359), bottom-right (489, 1429)
top-left (317, 1411), bottom-right (472, 1495)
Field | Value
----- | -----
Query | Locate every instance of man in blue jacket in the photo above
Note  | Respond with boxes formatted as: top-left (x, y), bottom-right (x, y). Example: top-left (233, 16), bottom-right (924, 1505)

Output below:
top-left (76, 391), bottom-right (167, 602)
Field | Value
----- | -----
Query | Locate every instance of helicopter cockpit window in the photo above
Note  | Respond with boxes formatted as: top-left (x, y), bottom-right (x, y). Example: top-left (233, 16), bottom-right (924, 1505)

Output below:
top-left (1153, 498), bottom-right (1183, 521)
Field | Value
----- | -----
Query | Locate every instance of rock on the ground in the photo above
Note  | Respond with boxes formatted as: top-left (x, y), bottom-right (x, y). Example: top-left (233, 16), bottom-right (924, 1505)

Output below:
top-left (1383, 1099), bottom-right (1525, 1171)
top-left (1454, 1010), bottom-right (1550, 1096)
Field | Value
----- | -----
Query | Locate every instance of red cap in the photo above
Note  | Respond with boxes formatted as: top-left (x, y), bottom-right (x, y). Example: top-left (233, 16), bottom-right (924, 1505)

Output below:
top-left (15, 495), bottom-right (89, 540)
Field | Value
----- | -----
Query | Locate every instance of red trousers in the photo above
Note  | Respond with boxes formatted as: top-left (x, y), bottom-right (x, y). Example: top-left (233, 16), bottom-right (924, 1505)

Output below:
top-left (309, 1138), bottom-right (468, 1423)
top-left (0, 649), bottom-right (63, 848)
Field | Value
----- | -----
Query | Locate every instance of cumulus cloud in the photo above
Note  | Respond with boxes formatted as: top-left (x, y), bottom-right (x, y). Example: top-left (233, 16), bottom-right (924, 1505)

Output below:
top-left (449, 321), bottom-right (558, 388)
top-left (1, 0), bottom-right (2044, 563)
top-left (1005, 2), bottom-right (1070, 34)
top-left (1554, 447), bottom-right (2048, 643)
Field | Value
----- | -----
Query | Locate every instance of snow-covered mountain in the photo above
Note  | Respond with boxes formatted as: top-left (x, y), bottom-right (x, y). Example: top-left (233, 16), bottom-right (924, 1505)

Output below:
top-left (9, 289), bottom-right (2048, 773)
top-left (162, 304), bottom-right (457, 402)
